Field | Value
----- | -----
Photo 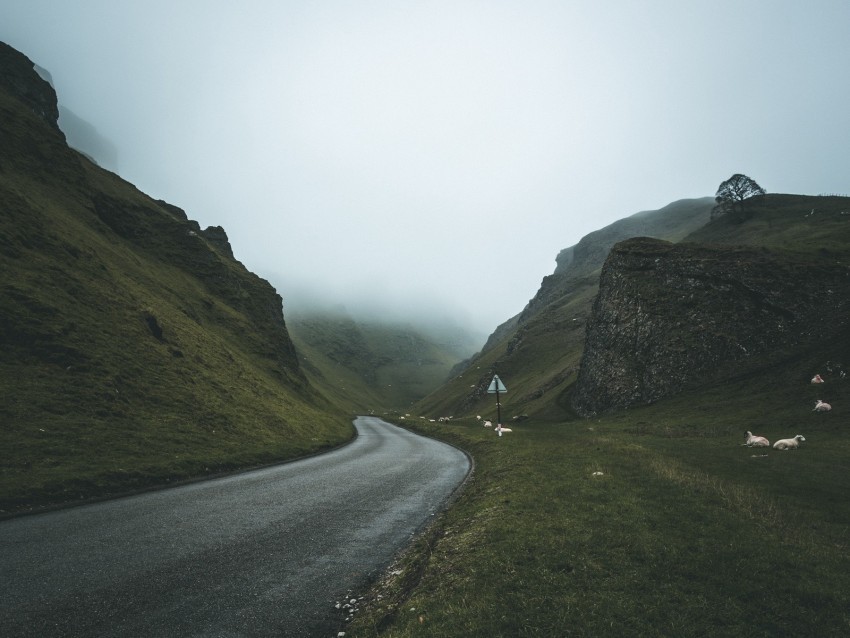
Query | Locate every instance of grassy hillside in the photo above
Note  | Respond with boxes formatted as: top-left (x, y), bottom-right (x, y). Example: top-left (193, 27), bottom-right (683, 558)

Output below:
top-left (345, 192), bottom-right (850, 636)
top-left (411, 198), bottom-right (715, 422)
top-left (685, 193), bottom-right (850, 254)
top-left (413, 194), bottom-right (850, 424)
top-left (288, 308), bottom-right (480, 413)
top-left (0, 43), bottom-right (352, 513)
top-left (352, 370), bottom-right (850, 636)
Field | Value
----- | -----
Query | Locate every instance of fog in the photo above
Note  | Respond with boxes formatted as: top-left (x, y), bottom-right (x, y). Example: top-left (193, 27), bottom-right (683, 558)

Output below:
top-left (3, 1), bottom-right (849, 338)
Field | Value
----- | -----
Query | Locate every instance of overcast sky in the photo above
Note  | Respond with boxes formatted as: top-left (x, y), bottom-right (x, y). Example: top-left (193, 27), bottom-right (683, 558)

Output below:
top-left (3, 1), bottom-right (849, 337)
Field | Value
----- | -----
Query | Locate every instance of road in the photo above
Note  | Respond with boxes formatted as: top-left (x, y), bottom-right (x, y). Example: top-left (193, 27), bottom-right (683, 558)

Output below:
top-left (0, 416), bottom-right (470, 637)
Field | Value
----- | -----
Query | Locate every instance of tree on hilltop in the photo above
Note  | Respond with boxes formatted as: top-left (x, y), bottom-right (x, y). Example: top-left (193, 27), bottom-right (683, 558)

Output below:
top-left (712, 173), bottom-right (766, 221)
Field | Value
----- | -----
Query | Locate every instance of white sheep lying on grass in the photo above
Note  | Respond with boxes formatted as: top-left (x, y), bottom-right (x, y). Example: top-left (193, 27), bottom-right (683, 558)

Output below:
top-left (813, 399), bottom-right (832, 412)
top-left (773, 434), bottom-right (806, 450)
top-left (744, 431), bottom-right (770, 447)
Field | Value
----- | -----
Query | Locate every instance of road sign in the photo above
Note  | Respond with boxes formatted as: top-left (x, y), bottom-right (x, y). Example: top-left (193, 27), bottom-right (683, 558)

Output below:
top-left (487, 375), bottom-right (507, 394)
top-left (487, 374), bottom-right (507, 436)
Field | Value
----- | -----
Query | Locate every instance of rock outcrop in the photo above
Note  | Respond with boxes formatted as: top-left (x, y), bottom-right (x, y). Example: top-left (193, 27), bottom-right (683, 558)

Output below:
top-left (201, 225), bottom-right (235, 259)
top-left (571, 237), bottom-right (850, 415)
top-left (0, 42), bottom-right (61, 132)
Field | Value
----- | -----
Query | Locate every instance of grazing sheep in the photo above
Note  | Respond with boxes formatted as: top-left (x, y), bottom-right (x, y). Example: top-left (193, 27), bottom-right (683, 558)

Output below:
top-left (811, 374), bottom-right (825, 384)
top-left (744, 431), bottom-right (770, 447)
top-left (773, 434), bottom-right (806, 450)
top-left (813, 399), bottom-right (832, 412)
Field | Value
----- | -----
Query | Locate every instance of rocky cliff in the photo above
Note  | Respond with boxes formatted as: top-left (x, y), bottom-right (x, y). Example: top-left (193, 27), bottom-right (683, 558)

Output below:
top-left (571, 236), bottom-right (850, 415)
top-left (413, 200), bottom-right (715, 419)
top-left (0, 42), bottom-right (61, 132)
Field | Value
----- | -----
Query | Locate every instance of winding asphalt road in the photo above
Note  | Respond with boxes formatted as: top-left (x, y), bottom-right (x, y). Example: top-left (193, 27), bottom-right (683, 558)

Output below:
top-left (0, 416), bottom-right (470, 637)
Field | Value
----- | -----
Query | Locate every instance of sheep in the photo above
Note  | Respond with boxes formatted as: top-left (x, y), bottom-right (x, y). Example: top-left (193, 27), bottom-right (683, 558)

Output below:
top-left (495, 425), bottom-right (513, 436)
top-left (744, 431), bottom-right (770, 447)
top-left (811, 374), bottom-right (825, 384)
top-left (773, 434), bottom-right (806, 450)
top-left (483, 420), bottom-right (493, 428)
top-left (813, 400), bottom-right (832, 412)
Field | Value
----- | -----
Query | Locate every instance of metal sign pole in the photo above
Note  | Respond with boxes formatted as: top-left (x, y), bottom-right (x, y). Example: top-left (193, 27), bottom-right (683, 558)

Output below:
top-left (487, 374), bottom-right (507, 436)
top-left (495, 381), bottom-right (502, 433)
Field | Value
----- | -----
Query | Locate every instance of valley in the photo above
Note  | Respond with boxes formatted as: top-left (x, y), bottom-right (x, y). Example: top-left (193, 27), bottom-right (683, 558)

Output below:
top-left (3, 37), bottom-right (850, 637)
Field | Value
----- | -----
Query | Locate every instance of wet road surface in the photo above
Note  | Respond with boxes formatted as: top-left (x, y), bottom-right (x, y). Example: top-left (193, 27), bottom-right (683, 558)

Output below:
top-left (0, 416), bottom-right (470, 637)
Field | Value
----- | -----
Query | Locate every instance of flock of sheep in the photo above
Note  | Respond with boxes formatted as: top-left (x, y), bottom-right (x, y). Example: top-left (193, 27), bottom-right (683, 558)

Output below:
top-left (743, 372), bottom-right (838, 452)
top-left (412, 367), bottom-right (841, 448)
top-left (475, 415), bottom-right (513, 436)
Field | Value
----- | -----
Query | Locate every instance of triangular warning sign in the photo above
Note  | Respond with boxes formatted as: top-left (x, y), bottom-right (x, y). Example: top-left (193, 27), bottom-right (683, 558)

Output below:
top-left (487, 375), bottom-right (507, 394)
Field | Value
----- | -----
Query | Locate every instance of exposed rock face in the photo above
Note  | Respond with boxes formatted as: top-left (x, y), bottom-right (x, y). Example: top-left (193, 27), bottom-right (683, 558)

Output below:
top-left (571, 237), bottom-right (850, 415)
top-left (0, 42), bottom-right (61, 132)
top-left (201, 225), bottom-right (235, 259)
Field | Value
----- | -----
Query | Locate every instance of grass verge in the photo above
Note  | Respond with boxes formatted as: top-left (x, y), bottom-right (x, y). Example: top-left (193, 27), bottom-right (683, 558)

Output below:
top-left (348, 390), bottom-right (850, 637)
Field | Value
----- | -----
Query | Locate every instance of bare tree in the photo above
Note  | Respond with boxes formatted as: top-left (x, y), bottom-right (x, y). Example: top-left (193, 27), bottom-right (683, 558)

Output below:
top-left (712, 173), bottom-right (766, 221)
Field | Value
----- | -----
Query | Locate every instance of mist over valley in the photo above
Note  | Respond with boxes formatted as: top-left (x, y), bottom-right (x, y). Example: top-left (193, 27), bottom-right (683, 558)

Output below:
top-left (3, 2), bottom-right (850, 634)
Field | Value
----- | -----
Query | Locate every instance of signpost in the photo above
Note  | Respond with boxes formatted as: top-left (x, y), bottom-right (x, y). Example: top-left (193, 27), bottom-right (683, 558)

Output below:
top-left (487, 374), bottom-right (507, 435)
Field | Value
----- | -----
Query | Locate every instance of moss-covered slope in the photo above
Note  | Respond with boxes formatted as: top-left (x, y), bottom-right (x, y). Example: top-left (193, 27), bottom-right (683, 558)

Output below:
top-left (0, 42), bottom-right (352, 513)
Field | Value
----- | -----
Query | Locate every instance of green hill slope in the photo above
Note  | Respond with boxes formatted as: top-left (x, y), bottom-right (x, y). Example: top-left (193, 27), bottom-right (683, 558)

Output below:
top-left (414, 192), bottom-right (850, 425)
top-left (288, 308), bottom-right (481, 413)
top-left (412, 197), bottom-right (714, 421)
top-left (0, 42), bottom-right (351, 513)
top-left (350, 194), bottom-right (850, 637)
